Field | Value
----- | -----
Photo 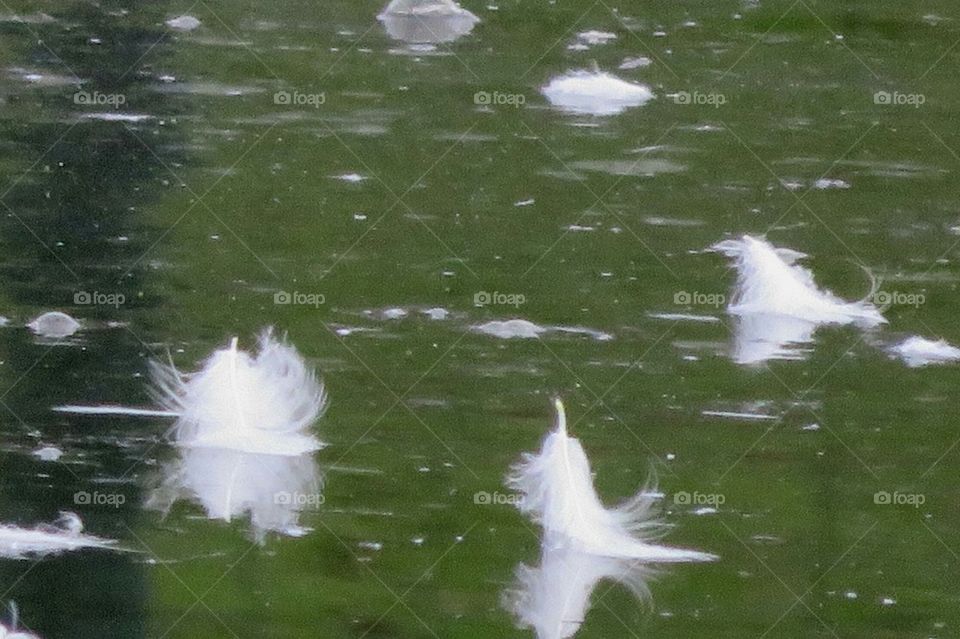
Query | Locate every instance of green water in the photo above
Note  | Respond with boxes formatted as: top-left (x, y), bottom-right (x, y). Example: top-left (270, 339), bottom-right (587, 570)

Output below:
top-left (0, 0), bottom-right (958, 637)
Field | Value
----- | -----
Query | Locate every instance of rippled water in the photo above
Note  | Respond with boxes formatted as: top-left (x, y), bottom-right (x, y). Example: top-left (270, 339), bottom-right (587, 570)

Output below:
top-left (0, 0), bottom-right (958, 637)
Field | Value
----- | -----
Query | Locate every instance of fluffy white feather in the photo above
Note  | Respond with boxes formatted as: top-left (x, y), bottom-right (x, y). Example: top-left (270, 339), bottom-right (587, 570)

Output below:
top-left (0, 512), bottom-right (116, 559)
top-left (503, 538), bottom-right (655, 639)
top-left (150, 329), bottom-right (326, 455)
top-left (712, 235), bottom-right (885, 326)
top-left (891, 336), bottom-right (960, 368)
top-left (147, 448), bottom-right (321, 543)
top-left (507, 399), bottom-right (716, 562)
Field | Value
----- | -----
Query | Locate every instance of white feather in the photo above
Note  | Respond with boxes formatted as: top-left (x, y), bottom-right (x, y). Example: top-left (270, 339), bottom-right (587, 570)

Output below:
top-left (542, 70), bottom-right (654, 116)
top-left (147, 448), bottom-right (321, 543)
top-left (150, 329), bottom-right (326, 456)
top-left (891, 336), bottom-right (960, 368)
top-left (712, 235), bottom-right (885, 326)
top-left (503, 538), bottom-right (655, 639)
top-left (0, 512), bottom-right (116, 559)
top-left (506, 399), bottom-right (716, 562)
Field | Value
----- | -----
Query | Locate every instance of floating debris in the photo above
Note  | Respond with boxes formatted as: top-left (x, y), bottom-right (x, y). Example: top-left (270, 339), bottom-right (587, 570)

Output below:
top-left (648, 312), bottom-right (721, 324)
top-left (542, 70), bottom-right (654, 116)
top-left (27, 312), bottom-right (80, 338)
top-left (382, 308), bottom-right (408, 320)
top-left (61, 330), bottom-right (329, 457)
top-left (422, 307), bottom-right (449, 320)
top-left (475, 319), bottom-right (547, 339)
top-left (507, 399), bottom-right (716, 561)
top-left (152, 329), bottom-right (327, 455)
top-left (569, 30), bottom-right (617, 49)
top-left (32, 446), bottom-right (63, 462)
top-left (569, 158), bottom-right (685, 177)
top-left (813, 178), bottom-right (850, 190)
top-left (0, 512), bottom-right (116, 559)
top-left (712, 235), bottom-right (885, 329)
top-left (619, 56), bottom-right (653, 69)
top-left (80, 113), bottom-right (153, 123)
top-left (702, 410), bottom-right (779, 421)
top-left (166, 15), bottom-right (201, 31)
top-left (474, 319), bottom-right (612, 341)
top-left (891, 336), bottom-right (960, 368)
top-left (712, 235), bottom-right (884, 324)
